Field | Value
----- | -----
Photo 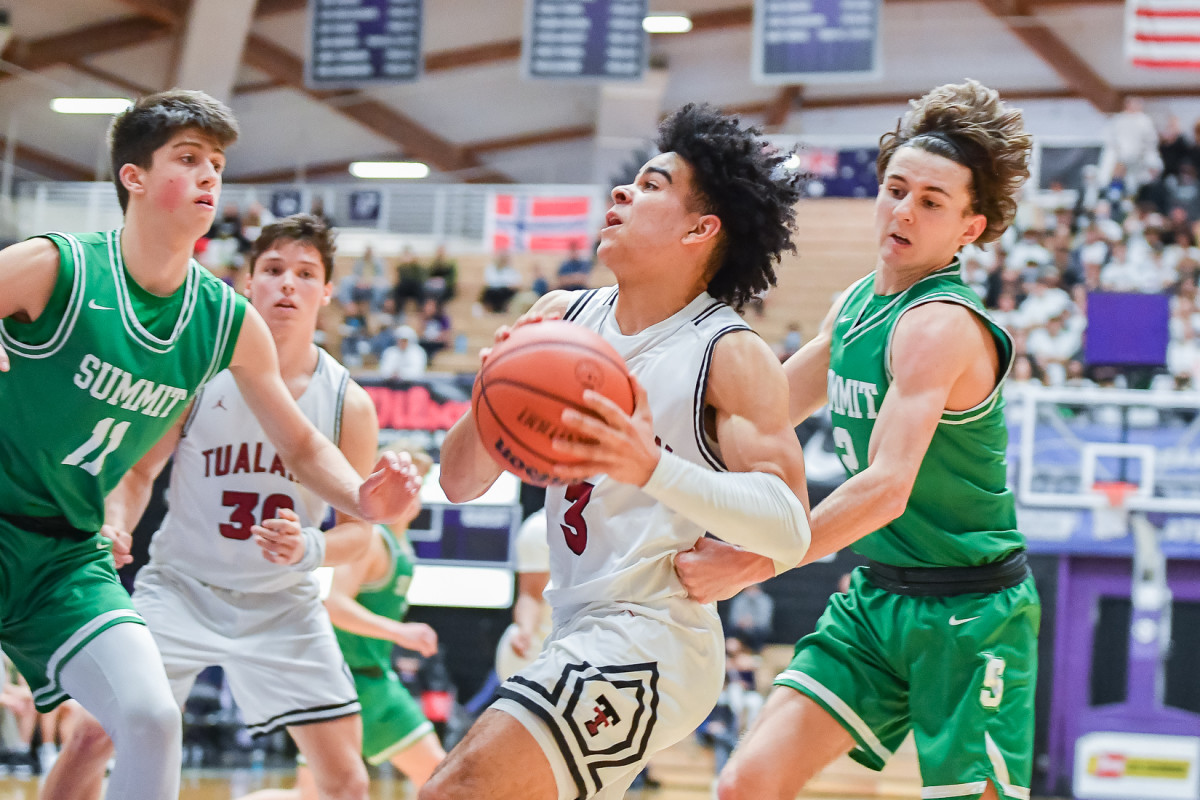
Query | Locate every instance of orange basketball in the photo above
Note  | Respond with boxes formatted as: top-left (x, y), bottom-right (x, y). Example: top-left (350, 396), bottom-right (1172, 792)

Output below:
top-left (472, 320), bottom-right (634, 486)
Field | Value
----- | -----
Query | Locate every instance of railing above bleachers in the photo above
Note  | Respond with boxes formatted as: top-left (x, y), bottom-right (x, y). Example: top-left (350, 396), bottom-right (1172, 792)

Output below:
top-left (13, 181), bottom-right (610, 254)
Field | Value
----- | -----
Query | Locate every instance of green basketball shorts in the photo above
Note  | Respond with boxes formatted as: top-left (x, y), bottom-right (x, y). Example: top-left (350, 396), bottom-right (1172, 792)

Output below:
top-left (0, 519), bottom-right (143, 711)
top-left (775, 568), bottom-right (1040, 800)
top-left (354, 668), bottom-right (434, 765)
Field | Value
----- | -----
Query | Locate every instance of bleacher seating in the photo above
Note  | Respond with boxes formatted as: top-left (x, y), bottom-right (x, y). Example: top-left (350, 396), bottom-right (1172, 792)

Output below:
top-left (325, 198), bottom-right (878, 377)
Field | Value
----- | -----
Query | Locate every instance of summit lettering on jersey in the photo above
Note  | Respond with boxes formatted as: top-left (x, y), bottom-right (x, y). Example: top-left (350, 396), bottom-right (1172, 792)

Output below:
top-left (827, 370), bottom-right (879, 420)
top-left (72, 354), bottom-right (187, 419)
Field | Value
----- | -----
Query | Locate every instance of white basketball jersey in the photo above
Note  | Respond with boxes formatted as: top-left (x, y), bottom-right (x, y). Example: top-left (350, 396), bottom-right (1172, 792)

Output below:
top-left (149, 349), bottom-right (350, 593)
top-left (544, 286), bottom-right (750, 619)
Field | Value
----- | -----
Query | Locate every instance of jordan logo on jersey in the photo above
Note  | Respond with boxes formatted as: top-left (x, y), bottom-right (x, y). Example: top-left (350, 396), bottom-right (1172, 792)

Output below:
top-left (827, 370), bottom-right (880, 420)
top-left (72, 354), bottom-right (188, 419)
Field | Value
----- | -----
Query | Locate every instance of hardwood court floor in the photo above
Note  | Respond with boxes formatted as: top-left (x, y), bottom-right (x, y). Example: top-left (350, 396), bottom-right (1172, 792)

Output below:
top-left (0, 734), bottom-right (926, 800)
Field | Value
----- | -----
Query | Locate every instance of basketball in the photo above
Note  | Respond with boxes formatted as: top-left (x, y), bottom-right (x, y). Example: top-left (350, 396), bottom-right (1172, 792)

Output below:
top-left (472, 320), bottom-right (634, 486)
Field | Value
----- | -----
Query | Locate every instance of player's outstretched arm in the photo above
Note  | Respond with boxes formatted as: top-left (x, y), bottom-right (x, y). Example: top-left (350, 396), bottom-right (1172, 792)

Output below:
top-left (324, 538), bottom-right (438, 657)
top-left (440, 290), bottom-right (578, 502)
top-left (782, 290), bottom-right (844, 425)
top-left (0, 238), bottom-right (61, 372)
top-left (229, 308), bottom-right (420, 523)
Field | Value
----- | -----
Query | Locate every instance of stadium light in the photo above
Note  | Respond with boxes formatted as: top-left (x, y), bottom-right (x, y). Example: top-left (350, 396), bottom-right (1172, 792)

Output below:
top-left (51, 98), bottom-right (134, 115)
top-left (349, 161), bottom-right (430, 179)
top-left (643, 14), bottom-right (692, 33)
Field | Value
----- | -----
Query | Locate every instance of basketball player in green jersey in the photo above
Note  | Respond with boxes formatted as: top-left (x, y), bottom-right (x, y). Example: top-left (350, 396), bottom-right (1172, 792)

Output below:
top-left (241, 451), bottom-right (446, 800)
top-left (0, 90), bottom-right (419, 800)
top-left (675, 81), bottom-right (1040, 800)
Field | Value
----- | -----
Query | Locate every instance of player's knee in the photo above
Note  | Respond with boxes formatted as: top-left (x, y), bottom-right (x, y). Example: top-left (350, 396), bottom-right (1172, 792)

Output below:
top-left (417, 768), bottom-right (462, 800)
top-left (314, 759), bottom-right (369, 800)
top-left (67, 715), bottom-right (115, 762)
top-left (120, 697), bottom-right (181, 751)
top-left (716, 760), bottom-right (764, 800)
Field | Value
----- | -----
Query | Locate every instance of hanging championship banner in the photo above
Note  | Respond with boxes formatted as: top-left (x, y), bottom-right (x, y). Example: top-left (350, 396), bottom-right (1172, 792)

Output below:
top-left (752, 0), bottom-right (882, 83)
top-left (308, 0), bottom-right (422, 87)
top-left (522, 0), bottom-right (647, 81)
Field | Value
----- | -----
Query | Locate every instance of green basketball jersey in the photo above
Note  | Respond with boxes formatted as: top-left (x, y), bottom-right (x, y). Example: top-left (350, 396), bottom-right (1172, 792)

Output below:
top-left (828, 261), bottom-right (1022, 567)
top-left (0, 230), bottom-right (246, 532)
top-left (336, 525), bottom-right (416, 672)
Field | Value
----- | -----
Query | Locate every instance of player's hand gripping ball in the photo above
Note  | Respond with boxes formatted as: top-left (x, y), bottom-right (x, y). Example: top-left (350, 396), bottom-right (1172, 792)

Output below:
top-left (472, 320), bottom-right (634, 486)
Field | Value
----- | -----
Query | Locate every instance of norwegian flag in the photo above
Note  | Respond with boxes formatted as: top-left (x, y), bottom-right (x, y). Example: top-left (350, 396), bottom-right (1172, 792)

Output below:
top-left (486, 194), bottom-right (595, 253)
top-left (794, 147), bottom-right (839, 178)
top-left (1126, 0), bottom-right (1200, 69)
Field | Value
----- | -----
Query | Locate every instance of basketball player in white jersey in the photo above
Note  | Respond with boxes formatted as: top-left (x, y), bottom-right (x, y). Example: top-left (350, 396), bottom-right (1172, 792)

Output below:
top-left (426, 104), bottom-right (813, 800)
top-left (43, 215), bottom-right (380, 800)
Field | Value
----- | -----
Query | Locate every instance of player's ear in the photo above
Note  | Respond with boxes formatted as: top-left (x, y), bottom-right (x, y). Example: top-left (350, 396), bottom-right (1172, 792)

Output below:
top-left (684, 214), bottom-right (721, 245)
top-left (321, 280), bottom-right (333, 306)
top-left (119, 163), bottom-right (146, 199)
top-left (960, 212), bottom-right (987, 246)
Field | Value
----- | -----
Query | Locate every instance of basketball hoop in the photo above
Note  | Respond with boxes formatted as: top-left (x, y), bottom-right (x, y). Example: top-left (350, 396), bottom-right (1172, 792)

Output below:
top-left (1092, 481), bottom-right (1136, 540)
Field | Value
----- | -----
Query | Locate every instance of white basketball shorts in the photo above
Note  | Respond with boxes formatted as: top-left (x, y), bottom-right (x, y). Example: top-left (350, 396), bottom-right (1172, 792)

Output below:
top-left (133, 563), bottom-right (359, 736)
top-left (492, 600), bottom-right (725, 800)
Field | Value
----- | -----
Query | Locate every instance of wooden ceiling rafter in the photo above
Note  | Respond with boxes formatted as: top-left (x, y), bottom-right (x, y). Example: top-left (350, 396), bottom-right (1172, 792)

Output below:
top-left (0, 135), bottom-right (95, 181)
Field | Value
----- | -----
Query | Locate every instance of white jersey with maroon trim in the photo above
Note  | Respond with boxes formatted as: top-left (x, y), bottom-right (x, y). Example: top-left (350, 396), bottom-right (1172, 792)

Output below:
top-left (148, 348), bottom-right (349, 593)
top-left (543, 286), bottom-right (750, 620)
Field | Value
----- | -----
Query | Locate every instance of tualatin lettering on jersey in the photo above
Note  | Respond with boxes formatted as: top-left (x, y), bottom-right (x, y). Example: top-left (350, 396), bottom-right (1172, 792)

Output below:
top-left (827, 370), bottom-right (880, 420)
top-left (201, 441), bottom-right (295, 481)
top-left (72, 354), bottom-right (188, 419)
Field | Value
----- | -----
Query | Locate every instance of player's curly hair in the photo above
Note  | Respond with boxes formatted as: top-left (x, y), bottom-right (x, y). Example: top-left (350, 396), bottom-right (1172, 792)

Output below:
top-left (656, 103), bottom-right (802, 311)
top-left (108, 89), bottom-right (239, 212)
top-left (877, 80), bottom-right (1031, 245)
top-left (250, 214), bottom-right (337, 282)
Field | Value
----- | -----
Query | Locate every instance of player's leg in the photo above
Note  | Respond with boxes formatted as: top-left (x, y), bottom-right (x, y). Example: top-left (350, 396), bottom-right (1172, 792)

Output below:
top-left (289, 715), bottom-right (369, 800)
top-left (387, 732), bottom-right (446, 790)
top-left (722, 570), bottom-right (912, 800)
top-left (0, 530), bottom-right (182, 800)
top-left (40, 707), bottom-right (110, 800)
top-left (358, 670), bottom-right (444, 790)
top-left (418, 708), bottom-right (557, 800)
top-left (716, 686), bottom-right (855, 800)
top-left (57, 622), bottom-right (182, 800)
top-left (908, 578), bottom-right (1040, 800)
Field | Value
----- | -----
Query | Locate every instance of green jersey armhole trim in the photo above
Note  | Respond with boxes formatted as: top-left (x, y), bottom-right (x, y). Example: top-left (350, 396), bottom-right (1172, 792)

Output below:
top-left (197, 281), bottom-right (240, 386)
top-left (359, 525), bottom-right (400, 594)
top-left (0, 232), bottom-right (86, 358)
top-left (883, 294), bottom-right (1015, 425)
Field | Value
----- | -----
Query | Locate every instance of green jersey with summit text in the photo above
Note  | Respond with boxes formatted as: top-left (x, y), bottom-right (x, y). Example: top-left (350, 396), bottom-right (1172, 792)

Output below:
top-left (0, 230), bottom-right (247, 533)
top-left (828, 261), bottom-right (1022, 568)
top-left (336, 525), bottom-right (417, 673)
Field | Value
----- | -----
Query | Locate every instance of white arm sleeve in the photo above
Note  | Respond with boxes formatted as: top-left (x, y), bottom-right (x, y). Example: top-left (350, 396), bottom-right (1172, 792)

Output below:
top-left (641, 451), bottom-right (810, 572)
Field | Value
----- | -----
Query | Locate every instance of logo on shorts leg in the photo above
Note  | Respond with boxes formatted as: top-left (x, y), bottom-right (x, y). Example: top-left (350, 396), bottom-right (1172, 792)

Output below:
top-left (585, 694), bottom-right (621, 737)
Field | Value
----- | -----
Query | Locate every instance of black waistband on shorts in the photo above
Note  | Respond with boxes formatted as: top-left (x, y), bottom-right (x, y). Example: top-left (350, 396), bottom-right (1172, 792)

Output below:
top-left (864, 550), bottom-right (1029, 597)
top-left (349, 666), bottom-right (385, 679)
top-left (0, 513), bottom-right (92, 543)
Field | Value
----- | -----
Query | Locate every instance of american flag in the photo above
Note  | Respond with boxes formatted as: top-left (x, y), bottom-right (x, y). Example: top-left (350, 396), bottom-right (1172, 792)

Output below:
top-left (794, 147), bottom-right (840, 178)
top-left (1126, 0), bottom-right (1200, 69)
top-left (486, 194), bottom-right (595, 253)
